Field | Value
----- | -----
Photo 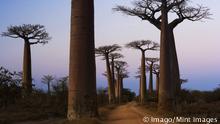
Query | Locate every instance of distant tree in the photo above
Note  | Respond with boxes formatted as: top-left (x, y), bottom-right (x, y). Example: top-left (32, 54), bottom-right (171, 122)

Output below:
top-left (0, 67), bottom-right (21, 109)
top-left (41, 75), bottom-right (54, 96)
top-left (146, 58), bottom-right (159, 95)
top-left (2, 24), bottom-right (51, 94)
top-left (122, 88), bottom-right (136, 102)
top-left (115, 0), bottom-right (210, 111)
top-left (114, 61), bottom-right (128, 103)
top-left (152, 64), bottom-right (160, 98)
top-left (135, 66), bottom-right (149, 102)
top-left (126, 40), bottom-right (159, 104)
top-left (109, 53), bottom-right (124, 97)
top-left (97, 87), bottom-right (108, 106)
top-left (95, 44), bottom-right (121, 104)
top-left (56, 76), bottom-right (68, 94)
top-left (179, 78), bottom-right (188, 91)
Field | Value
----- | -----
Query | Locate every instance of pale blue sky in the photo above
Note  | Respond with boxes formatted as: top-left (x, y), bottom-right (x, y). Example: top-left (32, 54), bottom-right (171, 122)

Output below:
top-left (0, 0), bottom-right (220, 93)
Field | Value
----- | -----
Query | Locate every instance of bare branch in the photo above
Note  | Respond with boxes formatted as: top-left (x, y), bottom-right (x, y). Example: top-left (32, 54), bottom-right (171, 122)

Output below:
top-left (1, 24), bottom-right (51, 45)
top-left (170, 1), bottom-right (211, 28)
top-left (125, 40), bottom-right (159, 51)
top-left (95, 44), bottom-right (121, 57)
top-left (113, 0), bottom-right (162, 29)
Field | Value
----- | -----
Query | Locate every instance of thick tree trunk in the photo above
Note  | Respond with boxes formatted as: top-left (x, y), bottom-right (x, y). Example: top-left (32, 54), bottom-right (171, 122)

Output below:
top-left (111, 58), bottom-right (116, 98)
top-left (105, 54), bottom-right (115, 104)
top-left (168, 29), bottom-right (181, 104)
top-left (115, 68), bottom-right (120, 103)
top-left (156, 74), bottom-right (159, 98)
top-left (148, 62), bottom-right (153, 95)
top-left (48, 82), bottom-right (51, 96)
top-left (158, 1), bottom-right (175, 112)
top-left (140, 51), bottom-right (147, 104)
top-left (118, 77), bottom-right (123, 104)
top-left (139, 77), bottom-right (141, 102)
top-left (68, 0), bottom-right (98, 120)
top-left (22, 41), bottom-right (32, 94)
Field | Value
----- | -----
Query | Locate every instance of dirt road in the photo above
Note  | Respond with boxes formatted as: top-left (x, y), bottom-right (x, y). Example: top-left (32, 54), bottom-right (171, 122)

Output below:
top-left (101, 102), bottom-right (145, 124)
top-left (16, 102), bottom-right (166, 124)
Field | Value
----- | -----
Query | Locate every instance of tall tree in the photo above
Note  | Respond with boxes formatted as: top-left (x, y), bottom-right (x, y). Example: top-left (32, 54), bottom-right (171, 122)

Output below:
top-left (135, 66), bottom-right (149, 102)
top-left (67, 0), bottom-right (98, 119)
top-left (146, 58), bottom-right (159, 96)
top-left (1, 24), bottom-right (50, 94)
top-left (114, 61), bottom-right (128, 103)
top-left (114, 0), bottom-right (210, 111)
top-left (41, 75), bottom-right (54, 96)
top-left (118, 71), bottom-right (129, 103)
top-left (109, 53), bottom-right (124, 97)
top-left (126, 40), bottom-right (159, 104)
top-left (152, 64), bottom-right (160, 98)
top-left (95, 44), bottom-right (121, 104)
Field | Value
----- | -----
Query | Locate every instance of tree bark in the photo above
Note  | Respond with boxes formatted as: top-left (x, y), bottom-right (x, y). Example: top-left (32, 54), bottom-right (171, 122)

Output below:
top-left (158, 1), bottom-right (175, 112)
top-left (111, 58), bottom-right (116, 98)
top-left (68, 0), bottom-right (98, 120)
top-left (48, 81), bottom-right (51, 96)
top-left (156, 74), bottom-right (159, 99)
top-left (140, 51), bottom-right (147, 104)
top-left (139, 77), bottom-right (141, 102)
top-left (105, 54), bottom-right (115, 104)
top-left (118, 77), bottom-right (123, 104)
top-left (22, 41), bottom-right (32, 94)
top-left (168, 28), bottom-right (181, 104)
top-left (115, 68), bottom-right (120, 103)
top-left (148, 62), bottom-right (153, 95)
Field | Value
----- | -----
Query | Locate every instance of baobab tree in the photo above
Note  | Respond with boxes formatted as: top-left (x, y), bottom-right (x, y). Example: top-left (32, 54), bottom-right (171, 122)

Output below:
top-left (67, 0), bottom-right (98, 119)
top-left (114, 61), bottom-right (128, 103)
top-left (109, 53), bottom-right (124, 97)
top-left (126, 40), bottom-right (159, 104)
top-left (95, 44), bottom-right (121, 104)
top-left (146, 58), bottom-right (159, 96)
top-left (1, 24), bottom-right (50, 94)
top-left (135, 66), bottom-right (149, 102)
top-left (41, 75), bottom-right (54, 96)
top-left (115, 0), bottom-right (210, 111)
top-left (152, 64), bottom-right (160, 98)
top-left (118, 71), bottom-right (129, 103)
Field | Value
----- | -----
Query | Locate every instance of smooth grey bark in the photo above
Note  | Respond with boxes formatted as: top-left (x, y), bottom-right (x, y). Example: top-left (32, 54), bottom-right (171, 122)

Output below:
top-left (156, 74), bottom-right (159, 98)
top-left (168, 29), bottom-right (181, 103)
top-left (158, 1), bottom-right (174, 112)
top-left (22, 41), bottom-right (32, 94)
top-left (111, 58), bottom-right (116, 99)
top-left (140, 51), bottom-right (147, 104)
top-left (148, 62), bottom-right (153, 95)
top-left (67, 0), bottom-right (98, 120)
top-left (118, 77), bottom-right (123, 103)
top-left (105, 54), bottom-right (115, 104)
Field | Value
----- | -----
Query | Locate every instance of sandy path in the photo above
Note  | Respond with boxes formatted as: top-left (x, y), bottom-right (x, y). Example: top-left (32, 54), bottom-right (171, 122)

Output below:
top-left (101, 103), bottom-right (145, 124)
top-left (16, 102), bottom-right (167, 124)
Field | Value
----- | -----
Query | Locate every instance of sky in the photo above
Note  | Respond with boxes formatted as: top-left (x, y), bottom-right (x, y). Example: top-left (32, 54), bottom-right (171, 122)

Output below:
top-left (0, 0), bottom-right (220, 93)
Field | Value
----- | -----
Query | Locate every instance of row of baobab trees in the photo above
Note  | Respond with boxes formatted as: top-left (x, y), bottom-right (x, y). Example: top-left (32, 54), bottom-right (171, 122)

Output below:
top-left (67, 0), bottom-right (210, 120)
top-left (1, 0), bottom-right (210, 121)
top-left (95, 41), bottom-right (160, 105)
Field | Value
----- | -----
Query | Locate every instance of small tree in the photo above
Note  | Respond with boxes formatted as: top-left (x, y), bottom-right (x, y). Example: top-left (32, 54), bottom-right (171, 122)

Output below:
top-left (95, 44), bottom-right (121, 104)
top-left (41, 75), bottom-right (54, 96)
top-left (126, 40), bottom-right (159, 104)
top-left (0, 67), bottom-right (22, 109)
top-left (2, 24), bottom-right (51, 94)
top-left (146, 58), bottom-right (159, 96)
